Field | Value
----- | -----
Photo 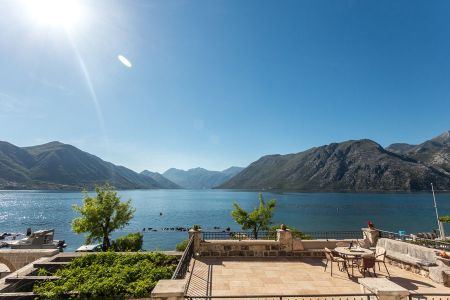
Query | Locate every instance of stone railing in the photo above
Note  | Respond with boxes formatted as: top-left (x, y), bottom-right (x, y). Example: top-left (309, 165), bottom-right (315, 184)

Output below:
top-left (189, 228), bottom-right (377, 257)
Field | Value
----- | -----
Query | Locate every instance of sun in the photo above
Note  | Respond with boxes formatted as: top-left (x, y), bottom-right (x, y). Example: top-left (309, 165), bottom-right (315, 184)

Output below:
top-left (26, 0), bottom-right (83, 29)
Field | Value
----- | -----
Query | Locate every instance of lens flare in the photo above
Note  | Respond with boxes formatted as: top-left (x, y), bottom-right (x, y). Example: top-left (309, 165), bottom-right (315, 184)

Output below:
top-left (118, 55), bottom-right (132, 68)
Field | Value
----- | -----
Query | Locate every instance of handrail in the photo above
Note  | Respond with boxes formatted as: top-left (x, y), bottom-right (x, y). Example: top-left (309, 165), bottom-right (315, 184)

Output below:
top-left (409, 294), bottom-right (450, 300)
top-left (201, 230), bottom-right (362, 241)
top-left (185, 293), bottom-right (376, 299)
top-left (172, 236), bottom-right (194, 279)
top-left (201, 231), bottom-right (276, 240)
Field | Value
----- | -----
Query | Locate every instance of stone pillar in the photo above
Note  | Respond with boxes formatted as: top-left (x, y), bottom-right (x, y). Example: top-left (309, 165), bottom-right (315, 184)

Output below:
top-left (277, 229), bottom-right (293, 252)
top-left (359, 278), bottom-right (409, 300)
top-left (188, 229), bottom-right (202, 254)
top-left (151, 279), bottom-right (185, 300)
top-left (362, 228), bottom-right (380, 247)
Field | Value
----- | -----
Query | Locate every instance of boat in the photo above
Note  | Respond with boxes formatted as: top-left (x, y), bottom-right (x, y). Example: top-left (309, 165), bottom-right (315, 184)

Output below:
top-left (75, 244), bottom-right (102, 252)
top-left (5, 229), bottom-right (66, 250)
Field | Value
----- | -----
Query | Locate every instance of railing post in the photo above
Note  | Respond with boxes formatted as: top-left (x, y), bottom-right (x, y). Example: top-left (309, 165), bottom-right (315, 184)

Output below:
top-left (151, 279), bottom-right (185, 300)
top-left (188, 229), bottom-right (202, 254)
top-left (277, 229), bottom-right (293, 252)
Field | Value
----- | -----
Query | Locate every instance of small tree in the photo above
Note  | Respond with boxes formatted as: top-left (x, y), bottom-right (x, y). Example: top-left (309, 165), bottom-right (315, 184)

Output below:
top-left (72, 184), bottom-right (135, 251)
top-left (231, 193), bottom-right (276, 239)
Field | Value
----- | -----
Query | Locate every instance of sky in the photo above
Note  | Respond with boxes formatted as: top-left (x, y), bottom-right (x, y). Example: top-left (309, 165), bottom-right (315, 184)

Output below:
top-left (0, 0), bottom-right (449, 173)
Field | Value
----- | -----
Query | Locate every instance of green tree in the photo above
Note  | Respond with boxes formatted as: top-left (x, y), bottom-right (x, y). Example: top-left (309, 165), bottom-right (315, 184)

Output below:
top-left (72, 184), bottom-right (135, 251)
top-left (231, 193), bottom-right (276, 239)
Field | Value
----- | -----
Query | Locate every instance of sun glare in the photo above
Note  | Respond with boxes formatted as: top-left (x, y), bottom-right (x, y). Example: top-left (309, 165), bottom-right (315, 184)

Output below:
top-left (27, 0), bottom-right (83, 29)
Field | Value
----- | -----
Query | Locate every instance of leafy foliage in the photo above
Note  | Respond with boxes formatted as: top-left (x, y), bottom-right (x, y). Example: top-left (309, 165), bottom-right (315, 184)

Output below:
top-left (112, 232), bottom-right (143, 252)
top-left (72, 184), bottom-right (135, 251)
top-left (440, 216), bottom-right (450, 224)
top-left (175, 239), bottom-right (189, 252)
top-left (33, 252), bottom-right (177, 299)
top-left (268, 225), bottom-right (312, 240)
top-left (231, 193), bottom-right (276, 239)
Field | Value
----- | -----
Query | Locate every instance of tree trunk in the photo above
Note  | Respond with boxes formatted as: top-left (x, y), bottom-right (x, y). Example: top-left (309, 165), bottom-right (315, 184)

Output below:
top-left (102, 230), bottom-right (110, 251)
top-left (253, 228), bottom-right (258, 240)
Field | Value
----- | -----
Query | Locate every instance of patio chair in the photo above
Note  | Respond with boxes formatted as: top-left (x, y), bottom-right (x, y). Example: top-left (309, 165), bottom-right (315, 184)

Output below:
top-left (357, 239), bottom-right (371, 249)
top-left (375, 246), bottom-right (390, 276)
top-left (358, 255), bottom-right (376, 277)
top-left (324, 247), bottom-right (346, 276)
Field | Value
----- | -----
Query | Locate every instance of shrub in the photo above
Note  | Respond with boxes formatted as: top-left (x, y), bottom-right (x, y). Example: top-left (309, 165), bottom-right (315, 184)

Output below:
top-left (33, 252), bottom-right (177, 299)
top-left (192, 224), bottom-right (201, 230)
top-left (176, 239), bottom-right (189, 252)
top-left (268, 225), bottom-right (312, 240)
top-left (112, 232), bottom-right (143, 252)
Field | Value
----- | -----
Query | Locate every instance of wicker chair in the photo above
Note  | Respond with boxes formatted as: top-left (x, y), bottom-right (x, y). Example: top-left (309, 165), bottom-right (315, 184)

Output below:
top-left (375, 246), bottom-right (390, 276)
top-left (324, 247), bottom-right (346, 276)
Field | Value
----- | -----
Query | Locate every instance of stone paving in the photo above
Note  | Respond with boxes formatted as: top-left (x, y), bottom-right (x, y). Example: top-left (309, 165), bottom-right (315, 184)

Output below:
top-left (185, 257), bottom-right (450, 297)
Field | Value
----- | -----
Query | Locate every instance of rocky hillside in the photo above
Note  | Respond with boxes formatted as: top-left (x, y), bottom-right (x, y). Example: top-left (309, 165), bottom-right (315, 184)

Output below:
top-left (387, 131), bottom-right (450, 176)
top-left (0, 141), bottom-right (162, 190)
top-left (219, 135), bottom-right (450, 191)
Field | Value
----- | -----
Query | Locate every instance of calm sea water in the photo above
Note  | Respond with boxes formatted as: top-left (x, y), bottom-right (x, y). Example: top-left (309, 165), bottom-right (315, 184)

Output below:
top-left (1, 190), bottom-right (450, 251)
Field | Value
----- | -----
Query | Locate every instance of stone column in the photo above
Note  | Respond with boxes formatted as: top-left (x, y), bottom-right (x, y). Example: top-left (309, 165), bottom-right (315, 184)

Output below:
top-left (277, 229), bottom-right (293, 252)
top-left (362, 228), bottom-right (380, 247)
top-left (188, 229), bottom-right (202, 254)
top-left (151, 279), bottom-right (185, 300)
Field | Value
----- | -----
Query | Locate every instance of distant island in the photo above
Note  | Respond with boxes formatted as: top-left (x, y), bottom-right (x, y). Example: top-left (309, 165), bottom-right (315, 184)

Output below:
top-left (0, 131), bottom-right (449, 191)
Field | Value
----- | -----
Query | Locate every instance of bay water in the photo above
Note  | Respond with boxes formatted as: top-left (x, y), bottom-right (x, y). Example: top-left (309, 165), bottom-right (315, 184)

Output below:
top-left (1, 189), bottom-right (450, 251)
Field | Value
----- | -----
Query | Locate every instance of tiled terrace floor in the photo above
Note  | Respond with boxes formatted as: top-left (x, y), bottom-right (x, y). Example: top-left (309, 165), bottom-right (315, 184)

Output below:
top-left (186, 257), bottom-right (450, 297)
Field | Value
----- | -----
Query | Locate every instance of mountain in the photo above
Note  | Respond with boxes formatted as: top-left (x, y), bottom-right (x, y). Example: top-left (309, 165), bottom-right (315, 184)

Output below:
top-left (219, 137), bottom-right (450, 191)
top-left (221, 166), bottom-right (244, 177)
top-left (163, 167), bottom-right (244, 189)
top-left (387, 131), bottom-right (450, 175)
top-left (140, 170), bottom-right (180, 189)
top-left (0, 141), bottom-right (163, 190)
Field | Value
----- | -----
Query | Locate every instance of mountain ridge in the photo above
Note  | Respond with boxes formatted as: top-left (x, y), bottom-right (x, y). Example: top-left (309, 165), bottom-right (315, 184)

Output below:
top-left (0, 141), bottom-right (162, 190)
top-left (219, 133), bottom-right (450, 191)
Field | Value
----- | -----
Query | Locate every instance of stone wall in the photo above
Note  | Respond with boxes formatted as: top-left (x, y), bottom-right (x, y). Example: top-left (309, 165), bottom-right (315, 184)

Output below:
top-left (191, 229), bottom-right (362, 257)
top-left (0, 249), bottom-right (59, 272)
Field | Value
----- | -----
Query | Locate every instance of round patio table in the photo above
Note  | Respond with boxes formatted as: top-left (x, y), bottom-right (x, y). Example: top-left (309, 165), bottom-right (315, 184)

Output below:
top-left (334, 247), bottom-right (374, 277)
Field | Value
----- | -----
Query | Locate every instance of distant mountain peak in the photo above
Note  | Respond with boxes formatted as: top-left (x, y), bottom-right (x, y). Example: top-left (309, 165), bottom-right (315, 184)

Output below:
top-left (432, 131), bottom-right (450, 145)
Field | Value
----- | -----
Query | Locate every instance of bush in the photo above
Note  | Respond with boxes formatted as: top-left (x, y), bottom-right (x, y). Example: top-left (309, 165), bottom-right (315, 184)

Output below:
top-left (112, 232), bottom-right (143, 252)
top-left (33, 252), bottom-right (177, 299)
top-left (176, 239), bottom-right (189, 252)
top-left (268, 225), bottom-right (312, 240)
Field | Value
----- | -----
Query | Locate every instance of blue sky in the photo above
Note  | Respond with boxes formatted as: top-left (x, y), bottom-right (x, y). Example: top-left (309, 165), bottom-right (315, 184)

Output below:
top-left (0, 0), bottom-right (449, 173)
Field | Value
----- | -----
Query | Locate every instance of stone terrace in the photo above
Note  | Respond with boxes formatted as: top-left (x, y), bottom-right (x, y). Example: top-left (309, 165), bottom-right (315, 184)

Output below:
top-left (186, 257), bottom-right (450, 297)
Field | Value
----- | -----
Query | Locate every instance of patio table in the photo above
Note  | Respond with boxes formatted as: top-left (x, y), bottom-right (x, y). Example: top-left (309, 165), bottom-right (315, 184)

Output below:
top-left (334, 247), bottom-right (374, 277)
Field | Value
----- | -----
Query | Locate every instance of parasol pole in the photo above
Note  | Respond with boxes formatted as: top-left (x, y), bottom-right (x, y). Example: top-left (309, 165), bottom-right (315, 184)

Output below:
top-left (432, 183), bottom-right (445, 239)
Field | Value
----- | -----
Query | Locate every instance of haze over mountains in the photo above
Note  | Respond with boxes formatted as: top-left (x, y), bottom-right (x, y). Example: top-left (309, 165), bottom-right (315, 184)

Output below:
top-left (1, 131), bottom-right (449, 191)
top-left (162, 167), bottom-right (244, 189)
